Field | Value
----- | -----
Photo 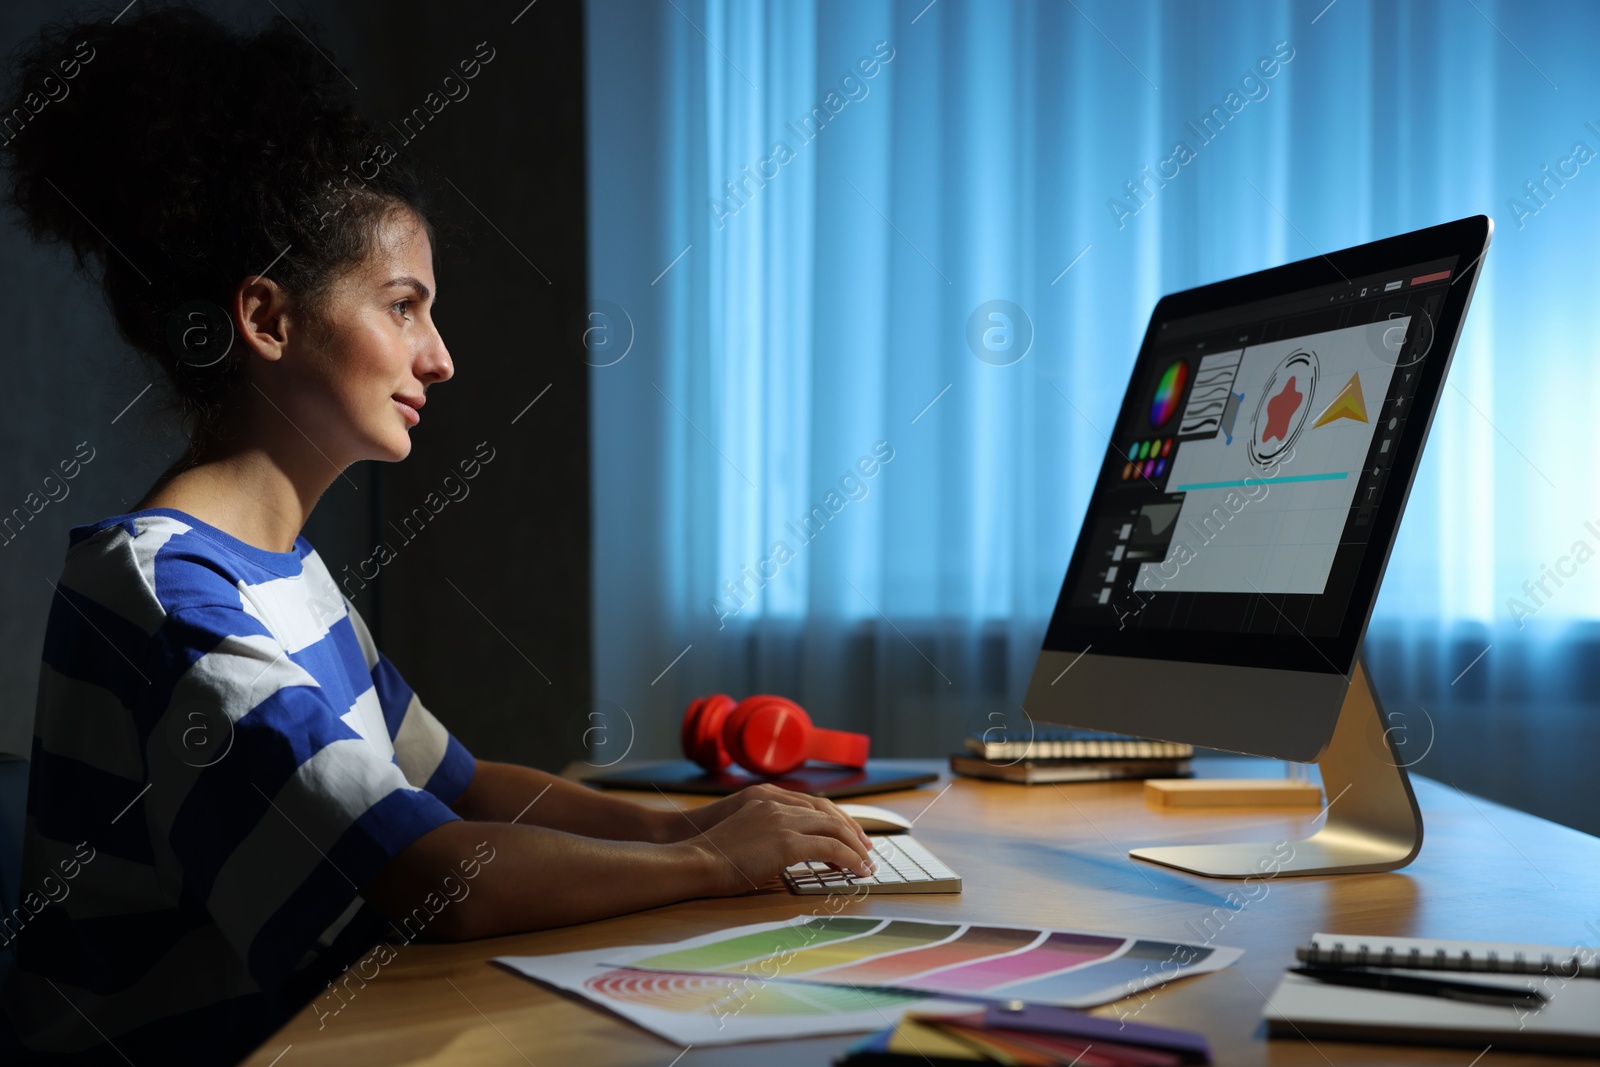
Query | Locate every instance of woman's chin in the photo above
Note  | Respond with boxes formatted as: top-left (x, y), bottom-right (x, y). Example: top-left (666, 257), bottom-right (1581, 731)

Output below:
top-left (371, 431), bottom-right (413, 463)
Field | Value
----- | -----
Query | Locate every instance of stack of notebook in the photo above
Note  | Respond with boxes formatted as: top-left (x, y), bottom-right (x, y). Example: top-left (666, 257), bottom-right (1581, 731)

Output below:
top-left (949, 727), bottom-right (1193, 785)
top-left (838, 1001), bottom-right (1211, 1065)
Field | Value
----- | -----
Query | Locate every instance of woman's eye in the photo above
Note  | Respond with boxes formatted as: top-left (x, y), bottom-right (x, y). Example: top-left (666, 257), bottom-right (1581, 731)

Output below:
top-left (391, 299), bottom-right (412, 319)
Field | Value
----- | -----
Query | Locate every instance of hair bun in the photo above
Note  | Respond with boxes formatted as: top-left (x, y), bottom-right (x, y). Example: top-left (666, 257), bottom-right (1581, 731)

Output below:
top-left (4, 6), bottom-right (380, 267)
top-left (7, 9), bottom-right (246, 263)
top-left (2, 3), bottom-right (426, 449)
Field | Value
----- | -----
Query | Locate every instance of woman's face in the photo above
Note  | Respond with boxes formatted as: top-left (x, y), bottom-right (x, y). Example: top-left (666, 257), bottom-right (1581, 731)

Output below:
top-left (278, 209), bottom-right (453, 466)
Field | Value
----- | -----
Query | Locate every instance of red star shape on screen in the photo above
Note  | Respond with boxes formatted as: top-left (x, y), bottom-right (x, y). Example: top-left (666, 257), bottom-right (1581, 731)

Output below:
top-left (1263, 375), bottom-right (1303, 442)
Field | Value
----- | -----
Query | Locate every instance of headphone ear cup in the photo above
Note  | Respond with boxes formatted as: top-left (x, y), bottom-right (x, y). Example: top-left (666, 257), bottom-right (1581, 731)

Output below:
top-left (682, 694), bottom-right (736, 771)
top-left (718, 695), bottom-right (761, 769)
top-left (724, 694), bottom-right (812, 776)
top-left (720, 695), bottom-right (775, 771)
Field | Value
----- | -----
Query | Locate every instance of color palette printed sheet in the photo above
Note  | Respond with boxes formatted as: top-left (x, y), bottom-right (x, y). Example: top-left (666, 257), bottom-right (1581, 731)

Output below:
top-left (495, 938), bottom-right (930, 1047)
top-left (620, 915), bottom-right (1241, 1003)
top-left (496, 916), bottom-right (1240, 1046)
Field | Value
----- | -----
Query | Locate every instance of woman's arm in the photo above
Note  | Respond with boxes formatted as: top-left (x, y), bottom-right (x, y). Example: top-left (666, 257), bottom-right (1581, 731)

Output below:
top-left (367, 790), bottom-right (876, 938)
top-left (450, 761), bottom-right (874, 853)
top-left (450, 759), bottom-right (680, 842)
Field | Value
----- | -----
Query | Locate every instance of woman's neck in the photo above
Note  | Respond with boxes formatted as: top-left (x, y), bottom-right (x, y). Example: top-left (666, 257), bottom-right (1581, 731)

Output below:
top-left (138, 442), bottom-right (338, 554)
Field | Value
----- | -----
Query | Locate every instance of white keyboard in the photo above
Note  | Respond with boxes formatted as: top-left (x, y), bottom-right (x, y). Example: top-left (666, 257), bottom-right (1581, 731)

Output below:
top-left (783, 834), bottom-right (962, 894)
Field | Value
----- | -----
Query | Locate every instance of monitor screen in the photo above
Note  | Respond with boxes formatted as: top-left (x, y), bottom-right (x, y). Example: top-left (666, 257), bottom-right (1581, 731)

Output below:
top-left (1041, 219), bottom-right (1489, 676)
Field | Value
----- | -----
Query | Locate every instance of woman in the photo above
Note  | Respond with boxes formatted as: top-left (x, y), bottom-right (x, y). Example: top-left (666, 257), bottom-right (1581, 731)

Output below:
top-left (0, 7), bottom-right (873, 1063)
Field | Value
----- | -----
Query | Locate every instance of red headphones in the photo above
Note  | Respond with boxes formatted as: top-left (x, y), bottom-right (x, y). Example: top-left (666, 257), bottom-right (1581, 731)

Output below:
top-left (682, 694), bottom-right (871, 776)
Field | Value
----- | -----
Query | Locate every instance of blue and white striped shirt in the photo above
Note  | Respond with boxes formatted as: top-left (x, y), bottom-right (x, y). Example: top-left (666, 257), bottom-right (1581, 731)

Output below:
top-left (2, 509), bottom-right (475, 1061)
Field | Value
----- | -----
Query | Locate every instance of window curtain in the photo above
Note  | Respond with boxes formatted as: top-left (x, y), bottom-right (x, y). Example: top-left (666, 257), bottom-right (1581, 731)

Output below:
top-left (585, 0), bottom-right (1600, 762)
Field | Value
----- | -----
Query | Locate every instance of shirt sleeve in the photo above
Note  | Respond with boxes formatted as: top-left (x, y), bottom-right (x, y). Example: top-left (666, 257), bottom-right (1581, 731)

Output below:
top-left (342, 601), bottom-right (476, 804)
top-left (150, 603), bottom-right (463, 994)
top-left (371, 652), bottom-right (476, 804)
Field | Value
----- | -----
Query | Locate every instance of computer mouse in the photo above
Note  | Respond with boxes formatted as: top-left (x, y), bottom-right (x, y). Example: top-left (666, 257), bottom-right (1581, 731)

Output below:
top-left (838, 803), bottom-right (912, 833)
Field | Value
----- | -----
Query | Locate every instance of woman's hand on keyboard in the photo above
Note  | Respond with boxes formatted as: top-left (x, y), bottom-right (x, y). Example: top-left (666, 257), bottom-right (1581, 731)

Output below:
top-left (666, 784), bottom-right (873, 852)
top-left (683, 789), bottom-right (876, 895)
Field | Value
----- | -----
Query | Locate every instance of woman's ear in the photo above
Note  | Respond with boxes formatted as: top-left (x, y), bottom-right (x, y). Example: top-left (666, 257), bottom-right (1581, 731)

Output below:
top-left (235, 276), bottom-right (291, 363)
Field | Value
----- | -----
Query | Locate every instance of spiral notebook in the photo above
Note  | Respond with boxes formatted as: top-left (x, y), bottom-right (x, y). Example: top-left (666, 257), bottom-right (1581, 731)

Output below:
top-left (1295, 932), bottom-right (1600, 978)
top-left (1265, 932), bottom-right (1600, 1055)
top-left (964, 727), bottom-right (1192, 762)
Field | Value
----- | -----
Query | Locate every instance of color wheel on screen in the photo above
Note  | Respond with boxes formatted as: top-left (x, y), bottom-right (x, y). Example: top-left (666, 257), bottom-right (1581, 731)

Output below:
top-left (614, 914), bottom-right (1240, 1008)
top-left (1150, 359), bottom-right (1188, 428)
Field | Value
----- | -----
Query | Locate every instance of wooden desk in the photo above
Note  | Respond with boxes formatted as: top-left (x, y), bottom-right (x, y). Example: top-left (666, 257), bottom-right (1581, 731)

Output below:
top-left (242, 759), bottom-right (1600, 1066)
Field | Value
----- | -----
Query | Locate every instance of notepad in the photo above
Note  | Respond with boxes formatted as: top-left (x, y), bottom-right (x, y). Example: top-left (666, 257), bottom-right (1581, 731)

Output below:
top-left (1264, 933), bottom-right (1600, 1055)
top-left (1295, 931), bottom-right (1600, 977)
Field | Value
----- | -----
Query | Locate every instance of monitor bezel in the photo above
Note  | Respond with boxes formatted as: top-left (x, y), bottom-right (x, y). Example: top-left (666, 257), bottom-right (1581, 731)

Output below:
top-left (1040, 215), bottom-right (1492, 676)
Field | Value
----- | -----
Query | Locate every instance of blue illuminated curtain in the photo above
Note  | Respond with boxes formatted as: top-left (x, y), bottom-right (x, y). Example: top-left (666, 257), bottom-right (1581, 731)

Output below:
top-left (585, 0), bottom-right (1600, 760)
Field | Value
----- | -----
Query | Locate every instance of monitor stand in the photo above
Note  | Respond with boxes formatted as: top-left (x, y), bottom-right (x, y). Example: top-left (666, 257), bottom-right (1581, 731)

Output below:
top-left (1130, 653), bottom-right (1423, 878)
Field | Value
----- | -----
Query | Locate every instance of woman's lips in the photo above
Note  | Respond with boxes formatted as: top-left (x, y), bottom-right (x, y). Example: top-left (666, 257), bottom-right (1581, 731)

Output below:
top-left (393, 396), bottom-right (421, 426)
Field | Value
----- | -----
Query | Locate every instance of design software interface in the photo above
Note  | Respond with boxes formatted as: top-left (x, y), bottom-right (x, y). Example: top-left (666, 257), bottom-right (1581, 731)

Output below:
top-left (1066, 258), bottom-right (1458, 640)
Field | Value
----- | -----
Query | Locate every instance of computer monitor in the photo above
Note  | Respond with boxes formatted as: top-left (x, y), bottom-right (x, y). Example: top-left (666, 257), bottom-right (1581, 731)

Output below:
top-left (1022, 216), bottom-right (1492, 878)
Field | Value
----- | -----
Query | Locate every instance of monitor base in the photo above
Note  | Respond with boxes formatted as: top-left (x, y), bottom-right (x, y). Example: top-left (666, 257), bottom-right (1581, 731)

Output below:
top-left (1130, 654), bottom-right (1423, 878)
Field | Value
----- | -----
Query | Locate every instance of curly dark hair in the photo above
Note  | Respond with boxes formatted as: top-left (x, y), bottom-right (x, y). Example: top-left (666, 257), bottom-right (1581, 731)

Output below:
top-left (2, 2), bottom-right (432, 451)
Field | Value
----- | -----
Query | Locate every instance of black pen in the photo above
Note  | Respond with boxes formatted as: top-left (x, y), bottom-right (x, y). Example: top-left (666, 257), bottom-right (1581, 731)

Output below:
top-left (1290, 965), bottom-right (1548, 1007)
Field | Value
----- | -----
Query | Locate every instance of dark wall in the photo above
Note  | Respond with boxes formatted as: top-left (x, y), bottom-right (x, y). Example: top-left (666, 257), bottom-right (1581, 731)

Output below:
top-left (0, 1), bottom-right (192, 757)
top-left (319, 0), bottom-right (593, 771)
top-left (0, 0), bottom-right (590, 771)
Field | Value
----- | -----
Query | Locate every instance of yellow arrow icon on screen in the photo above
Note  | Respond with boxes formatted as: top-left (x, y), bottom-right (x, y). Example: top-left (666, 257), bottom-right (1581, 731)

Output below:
top-left (1312, 372), bottom-right (1368, 428)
